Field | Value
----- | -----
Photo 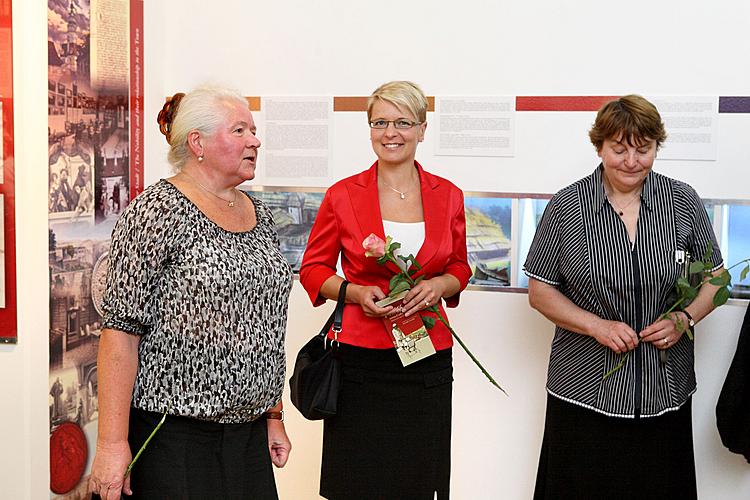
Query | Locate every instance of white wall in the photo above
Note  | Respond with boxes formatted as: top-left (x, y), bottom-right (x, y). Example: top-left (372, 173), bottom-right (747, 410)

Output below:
top-left (2, 0), bottom-right (750, 498)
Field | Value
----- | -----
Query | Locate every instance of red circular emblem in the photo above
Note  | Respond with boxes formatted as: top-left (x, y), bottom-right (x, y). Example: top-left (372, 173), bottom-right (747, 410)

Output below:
top-left (50, 421), bottom-right (88, 494)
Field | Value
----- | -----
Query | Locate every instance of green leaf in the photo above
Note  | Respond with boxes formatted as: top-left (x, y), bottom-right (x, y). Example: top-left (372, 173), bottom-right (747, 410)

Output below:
top-left (689, 261), bottom-right (705, 275)
top-left (709, 271), bottom-right (730, 287)
top-left (677, 276), bottom-right (691, 289)
top-left (741, 264), bottom-right (749, 282)
top-left (683, 286), bottom-right (698, 300)
top-left (390, 242), bottom-right (401, 253)
top-left (422, 316), bottom-right (436, 329)
top-left (389, 273), bottom-right (405, 292)
top-left (713, 287), bottom-right (730, 307)
top-left (720, 270), bottom-right (731, 285)
top-left (702, 244), bottom-right (713, 263)
top-left (391, 280), bottom-right (411, 295)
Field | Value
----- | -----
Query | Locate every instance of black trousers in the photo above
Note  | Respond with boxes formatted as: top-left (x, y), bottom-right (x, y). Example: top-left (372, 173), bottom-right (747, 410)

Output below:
top-left (534, 395), bottom-right (697, 500)
top-left (320, 345), bottom-right (453, 500)
top-left (124, 407), bottom-right (278, 500)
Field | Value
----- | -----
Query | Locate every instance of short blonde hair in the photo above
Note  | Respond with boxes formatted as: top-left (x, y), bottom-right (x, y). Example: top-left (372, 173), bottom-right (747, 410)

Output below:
top-left (589, 95), bottom-right (667, 151)
top-left (157, 86), bottom-right (249, 169)
top-left (367, 81), bottom-right (428, 124)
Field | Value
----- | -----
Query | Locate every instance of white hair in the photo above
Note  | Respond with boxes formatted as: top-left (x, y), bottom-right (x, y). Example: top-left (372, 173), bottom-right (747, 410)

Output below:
top-left (167, 85), bottom-right (249, 169)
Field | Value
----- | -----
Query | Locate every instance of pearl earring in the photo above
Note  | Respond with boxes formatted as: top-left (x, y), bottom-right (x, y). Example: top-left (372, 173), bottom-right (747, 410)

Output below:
top-left (198, 155), bottom-right (204, 162)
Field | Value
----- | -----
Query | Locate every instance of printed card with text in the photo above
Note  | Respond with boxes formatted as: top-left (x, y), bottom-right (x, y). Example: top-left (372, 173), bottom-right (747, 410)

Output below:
top-left (376, 291), bottom-right (436, 366)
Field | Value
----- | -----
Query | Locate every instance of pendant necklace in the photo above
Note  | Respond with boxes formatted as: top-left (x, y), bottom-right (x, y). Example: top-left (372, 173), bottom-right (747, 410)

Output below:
top-left (380, 176), bottom-right (415, 200)
top-left (608, 190), bottom-right (640, 217)
top-left (603, 174), bottom-right (641, 217)
top-left (182, 171), bottom-right (237, 208)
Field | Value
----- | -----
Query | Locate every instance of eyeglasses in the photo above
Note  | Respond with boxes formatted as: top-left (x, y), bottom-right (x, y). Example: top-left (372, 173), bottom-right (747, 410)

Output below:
top-left (369, 119), bottom-right (422, 130)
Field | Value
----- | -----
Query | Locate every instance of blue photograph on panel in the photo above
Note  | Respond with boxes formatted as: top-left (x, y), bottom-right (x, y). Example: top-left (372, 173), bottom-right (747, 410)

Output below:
top-left (726, 204), bottom-right (750, 298)
top-left (516, 198), bottom-right (550, 288)
top-left (464, 196), bottom-right (512, 287)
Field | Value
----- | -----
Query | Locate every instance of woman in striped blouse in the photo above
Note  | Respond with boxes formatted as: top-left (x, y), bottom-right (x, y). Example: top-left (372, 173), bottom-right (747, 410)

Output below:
top-left (524, 95), bottom-right (724, 500)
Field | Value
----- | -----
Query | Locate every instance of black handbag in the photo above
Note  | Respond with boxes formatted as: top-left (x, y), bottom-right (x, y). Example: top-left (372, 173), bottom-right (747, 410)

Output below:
top-left (289, 281), bottom-right (348, 420)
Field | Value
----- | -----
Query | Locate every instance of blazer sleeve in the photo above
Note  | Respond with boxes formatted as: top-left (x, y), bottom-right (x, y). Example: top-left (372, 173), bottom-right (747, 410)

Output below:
top-left (299, 189), bottom-right (341, 306)
top-left (443, 188), bottom-right (472, 308)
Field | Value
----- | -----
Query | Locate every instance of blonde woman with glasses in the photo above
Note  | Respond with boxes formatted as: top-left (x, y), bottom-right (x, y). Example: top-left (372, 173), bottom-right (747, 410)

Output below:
top-left (300, 81), bottom-right (471, 499)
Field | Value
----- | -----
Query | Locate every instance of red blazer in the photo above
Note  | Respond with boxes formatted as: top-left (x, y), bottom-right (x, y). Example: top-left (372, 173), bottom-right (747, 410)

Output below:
top-left (299, 161), bottom-right (472, 349)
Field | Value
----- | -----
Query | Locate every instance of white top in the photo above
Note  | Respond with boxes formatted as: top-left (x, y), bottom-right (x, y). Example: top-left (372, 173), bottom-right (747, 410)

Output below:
top-left (382, 220), bottom-right (425, 267)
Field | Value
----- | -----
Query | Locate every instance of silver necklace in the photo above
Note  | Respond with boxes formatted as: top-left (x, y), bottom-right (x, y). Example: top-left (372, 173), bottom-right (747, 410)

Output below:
top-left (182, 171), bottom-right (237, 208)
top-left (380, 177), bottom-right (415, 200)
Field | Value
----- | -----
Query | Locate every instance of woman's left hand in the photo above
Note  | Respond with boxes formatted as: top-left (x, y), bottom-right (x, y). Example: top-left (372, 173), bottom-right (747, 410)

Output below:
top-left (639, 312), bottom-right (689, 350)
top-left (267, 419), bottom-right (291, 468)
top-left (400, 278), bottom-right (447, 317)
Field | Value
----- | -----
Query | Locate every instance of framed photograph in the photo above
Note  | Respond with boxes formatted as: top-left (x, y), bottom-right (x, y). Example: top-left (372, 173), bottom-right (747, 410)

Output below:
top-left (248, 187), bottom-right (325, 273)
top-left (464, 195), bottom-right (513, 288)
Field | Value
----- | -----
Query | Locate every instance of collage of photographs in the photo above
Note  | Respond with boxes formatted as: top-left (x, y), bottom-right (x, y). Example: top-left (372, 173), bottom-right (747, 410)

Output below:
top-left (47, 1), bottom-right (138, 496)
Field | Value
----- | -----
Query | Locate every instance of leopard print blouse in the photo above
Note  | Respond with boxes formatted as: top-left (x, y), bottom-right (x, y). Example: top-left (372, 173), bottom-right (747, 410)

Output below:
top-left (102, 179), bottom-right (293, 423)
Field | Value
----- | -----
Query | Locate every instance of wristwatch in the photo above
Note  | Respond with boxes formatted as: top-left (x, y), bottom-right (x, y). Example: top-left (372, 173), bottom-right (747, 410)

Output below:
top-left (264, 410), bottom-right (284, 421)
top-left (682, 309), bottom-right (695, 328)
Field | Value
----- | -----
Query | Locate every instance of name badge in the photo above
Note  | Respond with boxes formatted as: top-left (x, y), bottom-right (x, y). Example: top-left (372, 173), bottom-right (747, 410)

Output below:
top-left (675, 250), bottom-right (686, 265)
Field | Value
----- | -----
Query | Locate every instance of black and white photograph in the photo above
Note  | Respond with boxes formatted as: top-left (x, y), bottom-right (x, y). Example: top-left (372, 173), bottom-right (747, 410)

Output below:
top-left (48, 135), bottom-right (95, 220)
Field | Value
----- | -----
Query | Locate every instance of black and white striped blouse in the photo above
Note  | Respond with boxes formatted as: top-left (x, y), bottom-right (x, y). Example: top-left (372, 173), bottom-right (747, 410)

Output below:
top-left (524, 165), bottom-right (722, 418)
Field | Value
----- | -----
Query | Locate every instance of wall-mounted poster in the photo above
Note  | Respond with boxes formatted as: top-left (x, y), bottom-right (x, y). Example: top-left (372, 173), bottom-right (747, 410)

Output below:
top-left (47, 0), bottom-right (143, 495)
top-left (0, 194), bottom-right (5, 308)
top-left (0, 0), bottom-right (17, 343)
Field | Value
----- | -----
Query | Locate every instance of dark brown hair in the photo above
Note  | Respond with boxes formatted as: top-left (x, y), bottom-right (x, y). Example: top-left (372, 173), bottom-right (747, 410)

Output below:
top-left (589, 95), bottom-right (667, 151)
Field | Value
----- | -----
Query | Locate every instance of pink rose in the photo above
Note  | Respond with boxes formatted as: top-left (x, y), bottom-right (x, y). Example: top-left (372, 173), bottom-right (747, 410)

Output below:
top-left (362, 233), bottom-right (386, 258)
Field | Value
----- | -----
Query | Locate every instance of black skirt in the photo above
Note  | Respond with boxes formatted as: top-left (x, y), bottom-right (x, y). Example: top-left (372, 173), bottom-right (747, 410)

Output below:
top-left (125, 407), bottom-right (278, 500)
top-left (534, 394), bottom-right (697, 500)
top-left (320, 345), bottom-right (453, 500)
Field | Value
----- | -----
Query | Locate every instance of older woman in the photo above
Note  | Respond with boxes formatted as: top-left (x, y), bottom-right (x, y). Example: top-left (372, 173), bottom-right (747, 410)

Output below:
top-left (299, 81), bottom-right (471, 500)
top-left (525, 95), bottom-right (724, 499)
top-left (89, 86), bottom-right (292, 499)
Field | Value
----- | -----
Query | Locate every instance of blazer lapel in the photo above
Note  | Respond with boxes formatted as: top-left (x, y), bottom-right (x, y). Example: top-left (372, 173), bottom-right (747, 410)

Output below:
top-left (346, 162), bottom-right (403, 275)
top-left (415, 162), bottom-right (445, 271)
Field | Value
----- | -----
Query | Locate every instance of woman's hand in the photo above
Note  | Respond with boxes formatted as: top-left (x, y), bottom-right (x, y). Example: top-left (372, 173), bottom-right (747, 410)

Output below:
top-left (89, 439), bottom-right (133, 499)
top-left (401, 277), bottom-right (448, 317)
top-left (349, 284), bottom-right (393, 318)
top-left (639, 312), bottom-right (688, 350)
top-left (589, 318), bottom-right (639, 354)
top-left (267, 420), bottom-right (291, 468)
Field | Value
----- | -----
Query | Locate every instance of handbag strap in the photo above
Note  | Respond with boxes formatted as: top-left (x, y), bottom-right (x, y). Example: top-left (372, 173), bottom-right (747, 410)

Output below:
top-left (318, 280), bottom-right (349, 343)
